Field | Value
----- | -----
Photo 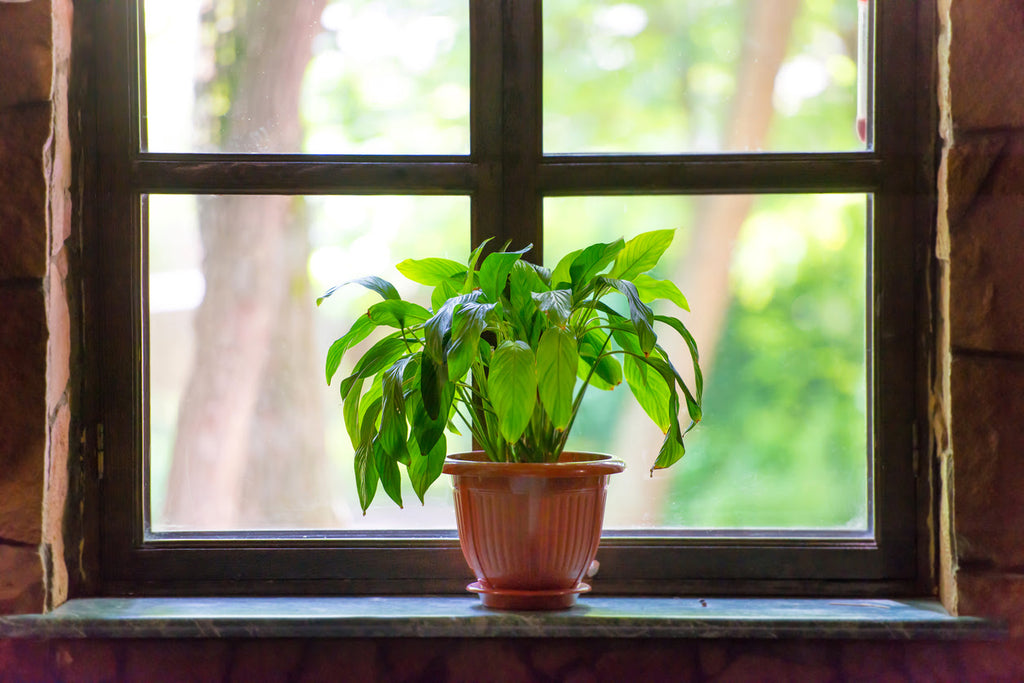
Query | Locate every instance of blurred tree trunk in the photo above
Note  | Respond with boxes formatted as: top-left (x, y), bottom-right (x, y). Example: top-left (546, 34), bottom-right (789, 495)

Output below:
top-left (606, 0), bottom-right (802, 527)
top-left (163, 0), bottom-right (333, 529)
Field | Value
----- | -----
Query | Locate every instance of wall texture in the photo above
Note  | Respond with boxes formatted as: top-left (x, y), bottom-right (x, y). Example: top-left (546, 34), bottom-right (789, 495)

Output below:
top-left (2, 0), bottom-right (1024, 679)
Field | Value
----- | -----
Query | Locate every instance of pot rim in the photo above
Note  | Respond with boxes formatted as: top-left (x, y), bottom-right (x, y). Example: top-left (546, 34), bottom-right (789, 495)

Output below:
top-left (442, 450), bottom-right (626, 477)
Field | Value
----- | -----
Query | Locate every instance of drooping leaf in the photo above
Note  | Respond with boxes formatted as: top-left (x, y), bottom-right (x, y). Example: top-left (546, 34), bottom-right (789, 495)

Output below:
top-left (353, 400), bottom-right (382, 513)
top-left (423, 291), bottom-right (481, 363)
top-left (372, 437), bottom-right (403, 508)
top-left (325, 314), bottom-right (377, 385)
top-left (396, 257), bottom-right (467, 286)
top-left (478, 245), bottom-right (531, 302)
top-left (623, 354), bottom-right (672, 432)
top-left (418, 353), bottom-right (446, 420)
top-left (601, 277), bottom-right (656, 355)
top-left (376, 356), bottom-right (414, 465)
top-left (536, 327), bottom-right (578, 429)
top-left (577, 330), bottom-right (622, 390)
top-left (367, 299), bottom-right (431, 328)
top-left (609, 229), bottom-right (675, 280)
top-left (408, 431), bottom-right (447, 504)
top-left (317, 275), bottom-right (400, 305)
top-left (654, 314), bottom-right (704, 401)
top-left (633, 273), bottom-right (689, 311)
top-left (446, 301), bottom-right (496, 381)
top-left (409, 383), bottom-right (451, 455)
top-left (650, 391), bottom-right (686, 473)
top-left (489, 340), bottom-right (537, 443)
top-left (339, 336), bottom-right (408, 399)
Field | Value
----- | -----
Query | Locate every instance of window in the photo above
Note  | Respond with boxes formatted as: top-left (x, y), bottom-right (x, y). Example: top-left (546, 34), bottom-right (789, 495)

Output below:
top-left (89, 0), bottom-right (935, 595)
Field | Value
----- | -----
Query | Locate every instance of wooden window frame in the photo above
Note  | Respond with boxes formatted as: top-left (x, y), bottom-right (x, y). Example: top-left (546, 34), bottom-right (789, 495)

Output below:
top-left (85, 0), bottom-right (938, 596)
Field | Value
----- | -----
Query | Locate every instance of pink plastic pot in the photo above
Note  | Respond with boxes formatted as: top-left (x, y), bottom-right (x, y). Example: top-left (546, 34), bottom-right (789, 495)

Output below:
top-left (442, 451), bottom-right (625, 610)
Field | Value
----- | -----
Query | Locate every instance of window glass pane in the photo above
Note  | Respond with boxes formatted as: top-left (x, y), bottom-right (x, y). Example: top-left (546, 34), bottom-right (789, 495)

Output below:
top-left (147, 194), bottom-right (470, 532)
top-left (543, 0), bottom-right (868, 153)
top-left (544, 194), bottom-right (869, 529)
top-left (143, 0), bottom-right (470, 154)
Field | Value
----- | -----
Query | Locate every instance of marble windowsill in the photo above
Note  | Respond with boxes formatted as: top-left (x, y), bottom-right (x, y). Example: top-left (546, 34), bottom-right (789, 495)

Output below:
top-left (0, 597), bottom-right (1004, 640)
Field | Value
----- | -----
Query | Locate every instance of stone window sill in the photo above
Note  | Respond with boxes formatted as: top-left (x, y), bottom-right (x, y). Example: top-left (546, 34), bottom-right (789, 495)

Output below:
top-left (0, 597), bottom-right (1004, 640)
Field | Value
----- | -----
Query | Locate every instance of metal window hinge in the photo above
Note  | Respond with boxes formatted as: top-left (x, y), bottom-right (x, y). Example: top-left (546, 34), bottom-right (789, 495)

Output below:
top-left (96, 422), bottom-right (105, 480)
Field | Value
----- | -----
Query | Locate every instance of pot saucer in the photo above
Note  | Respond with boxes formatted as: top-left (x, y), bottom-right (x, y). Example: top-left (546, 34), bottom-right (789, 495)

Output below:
top-left (466, 581), bottom-right (590, 610)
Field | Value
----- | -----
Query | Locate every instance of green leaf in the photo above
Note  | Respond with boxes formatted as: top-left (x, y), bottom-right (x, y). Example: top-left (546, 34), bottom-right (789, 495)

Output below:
top-left (550, 248), bottom-right (582, 289)
top-left (633, 273), bottom-right (689, 311)
top-left (531, 289), bottom-right (572, 325)
top-left (577, 331), bottom-right (622, 390)
top-left (446, 301), bottom-right (496, 381)
top-left (478, 245), bottom-right (531, 302)
top-left (353, 400), bottom-right (382, 513)
top-left (609, 229), bottom-right (675, 280)
top-left (325, 314), bottom-right (377, 385)
top-left (430, 275), bottom-right (462, 312)
top-left (418, 354), bottom-right (446, 421)
top-left (601, 277), bottom-right (657, 355)
top-left (409, 431), bottom-right (447, 504)
top-left (339, 336), bottom-right (408, 399)
top-left (376, 357), bottom-right (414, 466)
top-left (342, 376), bottom-right (366, 449)
top-left (396, 257), bottom-right (467, 286)
top-left (568, 239), bottom-right (624, 290)
top-left (317, 275), bottom-right (400, 305)
top-left (423, 291), bottom-right (481, 363)
top-left (651, 391), bottom-right (686, 473)
top-left (654, 314), bottom-right (704, 401)
top-left (462, 238), bottom-right (492, 293)
top-left (536, 327), bottom-right (578, 429)
top-left (372, 437), bottom-right (403, 508)
top-left (623, 354), bottom-right (672, 432)
top-left (367, 300), bottom-right (431, 328)
top-left (489, 340), bottom-right (537, 443)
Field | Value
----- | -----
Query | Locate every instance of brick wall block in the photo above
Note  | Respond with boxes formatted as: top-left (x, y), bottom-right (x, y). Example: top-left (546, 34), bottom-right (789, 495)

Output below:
top-left (0, 103), bottom-right (52, 280)
top-left (949, 133), bottom-right (1024, 355)
top-left (957, 571), bottom-right (1024, 641)
top-left (0, 544), bottom-right (44, 615)
top-left (0, 2), bottom-right (53, 109)
top-left (948, 0), bottom-right (1024, 130)
top-left (0, 287), bottom-right (47, 546)
top-left (951, 356), bottom-right (1024, 568)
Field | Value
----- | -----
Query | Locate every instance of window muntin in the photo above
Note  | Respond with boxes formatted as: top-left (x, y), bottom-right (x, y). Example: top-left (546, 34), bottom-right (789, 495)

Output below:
top-left (92, 0), bottom-right (931, 592)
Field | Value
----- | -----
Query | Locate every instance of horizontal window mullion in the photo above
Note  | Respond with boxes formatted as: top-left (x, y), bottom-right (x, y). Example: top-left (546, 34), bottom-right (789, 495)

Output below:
top-left (539, 154), bottom-right (882, 195)
top-left (131, 156), bottom-right (480, 194)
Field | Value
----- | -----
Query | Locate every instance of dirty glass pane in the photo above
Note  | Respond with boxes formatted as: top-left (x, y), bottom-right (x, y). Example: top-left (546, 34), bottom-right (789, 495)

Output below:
top-left (142, 0), bottom-right (470, 154)
top-left (147, 194), bottom-right (469, 531)
top-left (544, 194), bottom-right (869, 529)
top-left (543, 0), bottom-right (870, 153)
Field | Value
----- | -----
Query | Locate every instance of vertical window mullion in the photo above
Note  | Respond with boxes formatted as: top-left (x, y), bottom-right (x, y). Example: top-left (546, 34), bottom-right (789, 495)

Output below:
top-left (499, 0), bottom-right (543, 259)
top-left (470, 0), bottom-right (504, 250)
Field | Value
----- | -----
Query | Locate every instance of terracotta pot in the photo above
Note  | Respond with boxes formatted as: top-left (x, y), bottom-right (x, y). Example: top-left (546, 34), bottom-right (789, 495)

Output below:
top-left (442, 451), bottom-right (625, 610)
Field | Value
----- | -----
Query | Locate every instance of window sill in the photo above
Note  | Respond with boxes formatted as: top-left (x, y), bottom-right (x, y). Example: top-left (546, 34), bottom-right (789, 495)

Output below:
top-left (0, 597), bottom-right (1004, 640)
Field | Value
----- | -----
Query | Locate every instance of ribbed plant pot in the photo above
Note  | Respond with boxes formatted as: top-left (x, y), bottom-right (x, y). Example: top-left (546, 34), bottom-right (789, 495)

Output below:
top-left (442, 451), bottom-right (625, 610)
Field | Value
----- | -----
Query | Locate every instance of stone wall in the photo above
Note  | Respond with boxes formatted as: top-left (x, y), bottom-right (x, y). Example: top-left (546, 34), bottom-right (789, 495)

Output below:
top-left (2, 637), bottom-right (1023, 682)
top-left (2, 0), bottom-right (1024, 679)
top-left (938, 0), bottom-right (1024, 636)
top-left (0, 0), bottom-right (74, 615)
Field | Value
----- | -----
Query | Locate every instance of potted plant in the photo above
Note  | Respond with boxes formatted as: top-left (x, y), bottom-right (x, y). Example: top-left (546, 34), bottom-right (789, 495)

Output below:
top-left (317, 229), bottom-right (703, 609)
